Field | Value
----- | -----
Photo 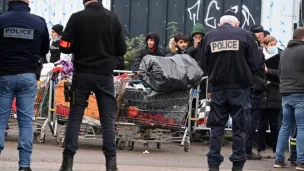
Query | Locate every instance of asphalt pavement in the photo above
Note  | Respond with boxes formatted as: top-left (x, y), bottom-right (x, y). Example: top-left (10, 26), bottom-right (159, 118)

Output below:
top-left (0, 134), bottom-right (295, 171)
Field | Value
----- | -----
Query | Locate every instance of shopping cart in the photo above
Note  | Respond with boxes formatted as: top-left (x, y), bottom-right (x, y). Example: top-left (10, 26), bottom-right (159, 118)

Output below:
top-left (6, 72), bottom-right (53, 142)
top-left (54, 80), bottom-right (103, 147)
top-left (114, 71), bottom-right (192, 152)
top-left (188, 77), bottom-right (271, 145)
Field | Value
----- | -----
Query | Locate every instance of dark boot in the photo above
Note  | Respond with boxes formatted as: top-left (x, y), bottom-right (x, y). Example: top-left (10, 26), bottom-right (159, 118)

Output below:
top-left (247, 152), bottom-right (262, 160)
top-left (19, 167), bottom-right (32, 171)
top-left (232, 167), bottom-right (243, 171)
top-left (59, 154), bottom-right (73, 171)
top-left (208, 165), bottom-right (219, 171)
top-left (232, 162), bottom-right (244, 171)
top-left (106, 157), bottom-right (118, 171)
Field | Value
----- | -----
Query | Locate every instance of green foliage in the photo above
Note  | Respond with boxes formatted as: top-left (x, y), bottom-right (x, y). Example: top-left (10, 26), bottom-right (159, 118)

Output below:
top-left (124, 35), bottom-right (146, 70)
top-left (167, 21), bottom-right (179, 38)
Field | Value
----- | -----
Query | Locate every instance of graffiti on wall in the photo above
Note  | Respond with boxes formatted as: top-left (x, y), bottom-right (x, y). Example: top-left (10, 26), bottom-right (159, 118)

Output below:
top-left (188, 0), bottom-right (256, 29)
top-left (187, 0), bottom-right (201, 25)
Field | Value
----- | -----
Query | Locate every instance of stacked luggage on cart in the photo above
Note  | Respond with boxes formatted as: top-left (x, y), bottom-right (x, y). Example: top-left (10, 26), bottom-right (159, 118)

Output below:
top-left (114, 54), bottom-right (204, 152)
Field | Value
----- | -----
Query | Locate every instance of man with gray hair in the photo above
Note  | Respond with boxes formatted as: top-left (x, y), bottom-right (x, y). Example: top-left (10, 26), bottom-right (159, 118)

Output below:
top-left (59, 0), bottom-right (127, 171)
top-left (201, 10), bottom-right (262, 171)
top-left (0, 0), bottom-right (49, 171)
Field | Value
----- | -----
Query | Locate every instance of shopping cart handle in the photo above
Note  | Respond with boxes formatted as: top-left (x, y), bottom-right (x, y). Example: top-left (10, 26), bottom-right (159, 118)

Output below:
top-left (131, 80), bottom-right (142, 83)
top-left (192, 90), bottom-right (201, 94)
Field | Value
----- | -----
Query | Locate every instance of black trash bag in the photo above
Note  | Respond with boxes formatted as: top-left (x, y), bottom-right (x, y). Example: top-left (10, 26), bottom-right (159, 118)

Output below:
top-left (139, 54), bottom-right (204, 92)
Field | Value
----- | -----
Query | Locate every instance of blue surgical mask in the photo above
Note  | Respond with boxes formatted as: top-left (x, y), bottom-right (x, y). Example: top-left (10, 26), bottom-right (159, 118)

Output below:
top-left (267, 47), bottom-right (278, 54)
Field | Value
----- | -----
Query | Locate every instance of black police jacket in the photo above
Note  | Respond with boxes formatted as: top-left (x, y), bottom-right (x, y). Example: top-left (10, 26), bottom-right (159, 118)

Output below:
top-left (0, 1), bottom-right (49, 75)
top-left (250, 33), bottom-right (267, 91)
top-left (201, 24), bottom-right (262, 91)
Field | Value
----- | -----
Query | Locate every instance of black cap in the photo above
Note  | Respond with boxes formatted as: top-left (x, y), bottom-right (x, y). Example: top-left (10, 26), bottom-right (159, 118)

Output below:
top-left (264, 30), bottom-right (270, 36)
top-left (83, 0), bottom-right (102, 4)
top-left (223, 9), bottom-right (237, 18)
top-left (52, 24), bottom-right (64, 35)
top-left (250, 25), bottom-right (264, 33)
top-left (83, 0), bottom-right (90, 4)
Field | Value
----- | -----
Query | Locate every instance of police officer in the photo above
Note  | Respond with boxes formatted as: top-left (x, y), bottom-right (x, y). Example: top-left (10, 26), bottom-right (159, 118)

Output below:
top-left (245, 25), bottom-right (266, 160)
top-left (58, 0), bottom-right (127, 171)
top-left (201, 10), bottom-right (262, 171)
top-left (0, 0), bottom-right (50, 171)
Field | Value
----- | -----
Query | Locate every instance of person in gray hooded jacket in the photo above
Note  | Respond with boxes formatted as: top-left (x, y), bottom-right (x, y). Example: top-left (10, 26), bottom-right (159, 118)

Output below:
top-left (275, 27), bottom-right (304, 170)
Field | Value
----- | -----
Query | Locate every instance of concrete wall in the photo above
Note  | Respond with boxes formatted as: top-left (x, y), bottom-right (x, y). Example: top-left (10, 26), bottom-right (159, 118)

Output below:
top-left (28, 0), bottom-right (111, 31)
top-left (1, 0), bottom-right (298, 47)
top-left (112, 0), bottom-right (262, 47)
top-left (261, 0), bottom-right (300, 47)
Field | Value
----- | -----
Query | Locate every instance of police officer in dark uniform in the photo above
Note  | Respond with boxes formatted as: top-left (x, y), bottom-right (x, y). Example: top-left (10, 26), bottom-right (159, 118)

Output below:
top-left (201, 10), bottom-right (262, 171)
top-left (245, 25), bottom-right (266, 160)
top-left (58, 0), bottom-right (127, 171)
top-left (0, 0), bottom-right (49, 171)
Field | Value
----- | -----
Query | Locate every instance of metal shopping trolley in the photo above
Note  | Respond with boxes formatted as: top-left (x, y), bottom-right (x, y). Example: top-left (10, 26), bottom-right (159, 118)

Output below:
top-left (54, 80), bottom-right (103, 147)
top-left (6, 72), bottom-right (53, 142)
top-left (113, 71), bottom-right (191, 152)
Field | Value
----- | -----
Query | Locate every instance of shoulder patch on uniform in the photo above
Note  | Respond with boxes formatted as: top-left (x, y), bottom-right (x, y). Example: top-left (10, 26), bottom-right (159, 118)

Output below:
top-left (3, 28), bottom-right (34, 40)
top-left (210, 40), bottom-right (239, 53)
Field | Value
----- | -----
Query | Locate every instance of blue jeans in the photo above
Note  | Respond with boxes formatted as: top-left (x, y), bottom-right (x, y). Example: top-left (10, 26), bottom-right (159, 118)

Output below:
top-left (0, 73), bottom-right (37, 167)
top-left (276, 94), bottom-right (304, 163)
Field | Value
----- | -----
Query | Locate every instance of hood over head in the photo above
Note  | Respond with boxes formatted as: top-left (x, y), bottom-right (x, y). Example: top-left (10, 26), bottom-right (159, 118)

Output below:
top-left (146, 32), bottom-right (160, 49)
top-left (287, 39), bottom-right (304, 48)
top-left (191, 24), bottom-right (205, 37)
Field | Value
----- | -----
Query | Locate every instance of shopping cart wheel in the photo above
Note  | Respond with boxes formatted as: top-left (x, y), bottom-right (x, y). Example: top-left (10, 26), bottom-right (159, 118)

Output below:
top-left (60, 138), bottom-right (65, 148)
top-left (36, 134), bottom-right (46, 143)
top-left (157, 142), bottom-right (161, 149)
top-left (118, 140), bottom-right (126, 150)
top-left (184, 141), bottom-right (190, 152)
top-left (128, 141), bottom-right (134, 151)
top-left (56, 136), bottom-right (62, 144)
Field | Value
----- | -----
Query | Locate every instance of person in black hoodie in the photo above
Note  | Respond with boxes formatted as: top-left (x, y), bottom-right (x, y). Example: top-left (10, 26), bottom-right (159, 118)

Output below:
top-left (49, 24), bottom-right (64, 63)
top-left (133, 32), bottom-right (164, 71)
top-left (256, 35), bottom-right (281, 158)
top-left (187, 23), bottom-right (205, 66)
top-left (59, 0), bottom-right (127, 171)
top-left (245, 24), bottom-right (266, 160)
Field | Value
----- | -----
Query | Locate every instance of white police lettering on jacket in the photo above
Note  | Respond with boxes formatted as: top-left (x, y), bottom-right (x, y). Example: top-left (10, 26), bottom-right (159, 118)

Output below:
top-left (3, 27), bottom-right (34, 40)
top-left (210, 40), bottom-right (239, 53)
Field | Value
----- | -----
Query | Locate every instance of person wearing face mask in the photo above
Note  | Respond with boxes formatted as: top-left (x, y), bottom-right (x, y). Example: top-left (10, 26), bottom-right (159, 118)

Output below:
top-left (256, 36), bottom-right (282, 159)
top-left (201, 10), bottom-right (262, 171)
